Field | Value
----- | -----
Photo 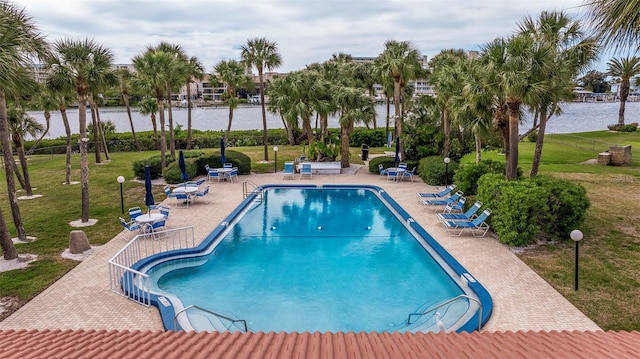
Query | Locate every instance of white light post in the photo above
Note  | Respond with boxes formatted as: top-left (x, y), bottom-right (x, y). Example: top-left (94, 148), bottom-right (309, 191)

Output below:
top-left (444, 157), bottom-right (451, 187)
top-left (117, 176), bottom-right (125, 214)
top-left (273, 146), bottom-right (279, 173)
top-left (571, 229), bottom-right (583, 291)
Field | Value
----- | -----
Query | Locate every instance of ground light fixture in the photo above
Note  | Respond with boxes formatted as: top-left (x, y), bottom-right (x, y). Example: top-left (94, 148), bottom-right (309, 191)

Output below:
top-left (571, 229), bottom-right (583, 291)
top-left (117, 176), bottom-right (125, 214)
top-left (444, 157), bottom-right (451, 187)
top-left (273, 146), bottom-right (279, 173)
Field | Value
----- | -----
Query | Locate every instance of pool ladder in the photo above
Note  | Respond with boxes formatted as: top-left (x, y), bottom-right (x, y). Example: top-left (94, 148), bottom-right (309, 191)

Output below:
top-left (242, 180), bottom-right (263, 202)
top-left (406, 294), bottom-right (482, 332)
top-left (174, 305), bottom-right (248, 332)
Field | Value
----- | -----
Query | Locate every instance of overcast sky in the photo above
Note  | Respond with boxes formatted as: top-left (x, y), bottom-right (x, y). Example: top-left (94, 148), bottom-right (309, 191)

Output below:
top-left (14, 0), bottom-right (608, 73)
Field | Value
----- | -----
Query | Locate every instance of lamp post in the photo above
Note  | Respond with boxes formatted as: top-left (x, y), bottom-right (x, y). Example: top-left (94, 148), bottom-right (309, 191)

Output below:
top-left (117, 176), bottom-right (125, 214)
top-left (273, 146), bottom-right (279, 173)
top-left (571, 229), bottom-right (583, 291)
top-left (444, 157), bottom-right (450, 187)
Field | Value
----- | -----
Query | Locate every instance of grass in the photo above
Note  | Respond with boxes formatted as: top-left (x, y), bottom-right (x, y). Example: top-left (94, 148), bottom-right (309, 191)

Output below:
top-left (0, 136), bottom-right (639, 331)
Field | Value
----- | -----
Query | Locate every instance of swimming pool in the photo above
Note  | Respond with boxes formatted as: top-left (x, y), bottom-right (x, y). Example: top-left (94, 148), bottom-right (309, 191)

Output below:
top-left (136, 184), bottom-right (492, 333)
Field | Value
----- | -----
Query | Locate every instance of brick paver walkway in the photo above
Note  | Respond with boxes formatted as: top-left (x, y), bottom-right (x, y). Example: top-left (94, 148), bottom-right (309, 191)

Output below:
top-left (0, 166), bottom-right (601, 332)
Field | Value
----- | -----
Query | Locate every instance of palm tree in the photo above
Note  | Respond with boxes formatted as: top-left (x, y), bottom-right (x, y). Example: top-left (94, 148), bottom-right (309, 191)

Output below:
top-left (429, 49), bottom-right (467, 158)
top-left (139, 97), bottom-right (159, 144)
top-left (28, 86), bottom-right (55, 155)
top-left (585, 0), bottom-right (640, 51)
top-left (213, 59), bottom-right (254, 144)
top-left (184, 56), bottom-right (204, 150)
top-left (607, 56), bottom-right (640, 125)
top-left (7, 107), bottom-right (43, 197)
top-left (375, 40), bottom-right (423, 160)
top-left (0, 1), bottom-right (49, 257)
top-left (115, 68), bottom-right (141, 151)
top-left (334, 86), bottom-right (375, 168)
top-left (267, 74), bottom-right (299, 145)
top-left (132, 47), bottom-right (177, 168)
top-left (47, 38), bottom-right (114, 222)
top-left (241, 37), bottom-right (282, 161)
top-left (519, 11), bottom-right (597, 176)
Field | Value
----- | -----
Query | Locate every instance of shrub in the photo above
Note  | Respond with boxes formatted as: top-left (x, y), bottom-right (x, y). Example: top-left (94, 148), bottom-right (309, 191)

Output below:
top-left (162, 158), bottom-right (199, 184)
top-left (418, 156), bottom-right (458, 186)
top-left (527, 130), bottom-right (538, 142)
top-left (368, 156), bottom-right (396, 173)
top-left (607, 123), bottom-right (638, 132)
top-left (195, 150), bottom-right (252, 176)
top-left (453, 159), bottom-right (505, 195)
top-left (349, 128), bottom-right (387, 147)
top-left (132, 155), bottom-right (175, 180)
top-left (476, 174), bottom-right (590, 246)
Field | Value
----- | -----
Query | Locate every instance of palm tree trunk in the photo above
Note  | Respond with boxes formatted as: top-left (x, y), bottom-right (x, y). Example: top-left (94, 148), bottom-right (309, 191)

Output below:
top-left (90, 102), bottom-right (101, 164)
top-left (0, 92), bottom-right (27, 242)
top-left (0, 205), bottom-right (17, 259)
top-left (95, 106), bottom-right (110, 160)
top-left (393, 80), bottom-right (402, 161)
top-left (530, 109), bottom-right (549, 177)
top-left (224, 106), bottom-right (234, 144)
top-left (303, 116), bottom-right (314, 146)
top-left (60, 106), bottom-right (72, 184)
top-left (166, 89), bottom-right (175, 157)
top-left (506, 97), bottom-right (520, 180)
top-left (27, 110), bottom-right (50, 155)
top-left (11, 158), bottom-right (26, 189)
top-left (150, 113), bottom-right (159, 149)
top-left (282, 115), bottom-right (295, 145)
top-left (443, 108), bottom-right (450, 158)
top-left (187, 84), bottom-right (193, 150)
top-left (122, 92), bottom-right (141, 151)
top-left (259, 71), bottom-right (269, 161)
top-left (79, 94), bottom-right (90, 222)
top-left (340, 125), bottom-right (350, 168)
top-left (474, 130), bottom-right (482, 164)
top-left (157, 98), bottom-right (167, 169)
top-left (14, 136), bottom-right (32, 196)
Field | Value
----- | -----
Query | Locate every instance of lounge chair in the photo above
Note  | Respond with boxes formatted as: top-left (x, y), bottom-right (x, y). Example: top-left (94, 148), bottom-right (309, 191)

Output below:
top-left (300, 163), bottom-right (312, 179)
top-left (443, 196), bottom-right (466, 213)
top-left (283, 161), bottom-right (295, 179)
top-left (417, 185), bottom-right (456, 199)
top-left (442, 209), bottom-right (492, 237)
top-left (421, 191), bottom-right (464, 207)
top-left (437, 201), bottom-right (483, 221)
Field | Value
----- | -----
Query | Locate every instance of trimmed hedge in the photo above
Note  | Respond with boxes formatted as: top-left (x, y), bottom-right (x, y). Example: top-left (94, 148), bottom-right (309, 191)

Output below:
top-left (452, 159), bottom-right (506, 196)
top-left (367, 156), bottom-right (419, 175)
top-left (417, 156), bottom-right (458, 186)
top-left (476, 174), bottom-right (590, 246)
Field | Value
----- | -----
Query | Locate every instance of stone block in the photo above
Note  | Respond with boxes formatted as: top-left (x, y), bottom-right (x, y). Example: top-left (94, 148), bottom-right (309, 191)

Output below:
top-left (609, 145), bottom-right (632, 166)
top-left (597, 152), bottom-right (611, 165)
top-left (69, 230), bottom-right (91, 254)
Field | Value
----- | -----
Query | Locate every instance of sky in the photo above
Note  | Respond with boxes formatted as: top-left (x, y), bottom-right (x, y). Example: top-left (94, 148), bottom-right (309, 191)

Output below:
top-left (13, 0), bottom-right (608, 74)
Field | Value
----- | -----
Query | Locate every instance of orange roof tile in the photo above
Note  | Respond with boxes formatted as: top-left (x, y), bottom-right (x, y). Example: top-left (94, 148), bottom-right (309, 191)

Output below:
top-left (1, 329), bottom-right (639, 359)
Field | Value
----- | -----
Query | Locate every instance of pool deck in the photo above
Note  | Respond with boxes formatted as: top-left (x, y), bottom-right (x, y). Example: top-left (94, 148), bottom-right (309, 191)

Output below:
top-left (0, 165), bottom-right (601, 332)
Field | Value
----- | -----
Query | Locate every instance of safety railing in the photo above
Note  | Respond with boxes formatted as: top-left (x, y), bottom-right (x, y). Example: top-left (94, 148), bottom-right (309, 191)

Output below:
top-left (174, 305), bottom-right (248, 333)
top-left (242, 180), bottom-right (263, 201)
top-left (407, 294), bottom-right (482, 332)
top-left (108, 226), bottom-right (196, 306)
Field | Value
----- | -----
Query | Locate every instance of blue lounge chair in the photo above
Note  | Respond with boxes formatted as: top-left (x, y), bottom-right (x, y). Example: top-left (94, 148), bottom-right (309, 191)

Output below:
top-left (283, 161), bottom-right (295, 179)
top-left (300, 163), bottom-right (312, 179)
top-left (442, 209), bottom-right (492, 237)
top-left (421, 191), bottom-right (464, 207)
top-left (438, 201), bottom-right (483, 221)
top-left (417, 185), bottom-right (456, 199)
top-left (443, 197), bottom-right (466, 213)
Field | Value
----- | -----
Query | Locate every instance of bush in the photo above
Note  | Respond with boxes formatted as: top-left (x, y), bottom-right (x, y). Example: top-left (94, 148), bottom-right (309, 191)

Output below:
top-left (349, 128), bottom-right (388, 147)
top-left (527, 130), bottom-right (538, 142)
top-left (132, 155), bottom-right (175, 180)
top-left (453, 159), bottom-right (505, 195)
top-left (476, 174), bottom-right (590, 246)
top-left (163, 158), bottom-right (199, 184)
top-left (607, 123), bottom-right (638, 132)
top-left (368, 156), bottom-right (396, 173)
top-left (194, 150), bottom-right (252, 176)
top-left (418, 156), bottom-right (458, 186)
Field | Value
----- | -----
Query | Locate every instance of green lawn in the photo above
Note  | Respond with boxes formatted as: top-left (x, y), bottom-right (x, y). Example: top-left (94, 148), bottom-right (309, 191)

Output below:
top-left (1, 136), bottom-right (639, 331)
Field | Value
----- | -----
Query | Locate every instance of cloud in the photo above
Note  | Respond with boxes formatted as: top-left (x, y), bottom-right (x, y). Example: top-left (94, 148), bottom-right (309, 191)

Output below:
top-left (14, 0), bottom-right (598, 73)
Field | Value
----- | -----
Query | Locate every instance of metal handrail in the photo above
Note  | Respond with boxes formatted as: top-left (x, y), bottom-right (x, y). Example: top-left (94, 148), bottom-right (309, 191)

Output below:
top-left (407, 294), bottom-right (482, 332)
top-left (174, 304), bottom-right (248, 332)
top-left (242, 180), bottom-right (263, 201)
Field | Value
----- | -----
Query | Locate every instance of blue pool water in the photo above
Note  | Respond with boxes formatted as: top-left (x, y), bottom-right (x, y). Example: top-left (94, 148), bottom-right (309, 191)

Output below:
top-left (144, 185), bottom-right (492, 333)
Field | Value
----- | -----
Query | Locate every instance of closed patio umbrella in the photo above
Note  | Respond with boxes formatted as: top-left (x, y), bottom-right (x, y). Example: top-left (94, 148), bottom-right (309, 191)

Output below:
top-left (179, 150), bottom-right (189, 184)
top-left (220, 138), bottom-right (226, 165)
top-left (144, 165), bottom-right (154, 214)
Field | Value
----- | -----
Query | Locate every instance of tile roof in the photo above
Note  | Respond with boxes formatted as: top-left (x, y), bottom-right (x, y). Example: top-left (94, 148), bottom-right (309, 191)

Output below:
top-left (0, 329), bottom-right (639, 359)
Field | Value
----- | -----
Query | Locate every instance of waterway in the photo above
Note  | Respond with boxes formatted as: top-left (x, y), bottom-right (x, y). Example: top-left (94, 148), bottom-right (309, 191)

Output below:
top-left (26, 101), bottom-right (640, 139)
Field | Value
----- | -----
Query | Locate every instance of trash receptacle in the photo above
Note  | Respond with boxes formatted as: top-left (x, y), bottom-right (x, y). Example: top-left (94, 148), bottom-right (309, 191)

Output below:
top-left (361, 144), bottom-right (369, 161)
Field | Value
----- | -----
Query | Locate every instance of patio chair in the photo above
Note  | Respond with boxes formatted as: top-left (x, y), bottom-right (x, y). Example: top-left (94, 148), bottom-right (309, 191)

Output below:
top-left (195, 178), bottom-right (206, 186)
top-left (128, 207), bottom-right (142, 221)
top-left (223, 162), bottom-right (233, 169)
top-left (399, 162), bottom-right (408, 170)
top-left (443, 196), bottom-right (466, 214)
top-left (442, 209), bottom-right (492, 237)
top-left (416, 185), bottom-right (456, 199)
top-left (144, 218), bottom-right (168, 240)
top-left (226, 167), bottom-right (239, 182)
top-left (402, 167), bottom-right (416, 182)
top-left (386, 168), bottom-right (399, 182)
top-left (173, 192), bottom-right (191, 208)
top-left (300, 163), bottom-right (312, 179)
top-left (119, 217), bottom-right (142, 240)
top-left (437, 201), bottom-right (483, 222)
top-left (164, 186), bottom-right (180, 204)
top-left (207, 167), bottom-right (221, 183)
top-left (158, 205), bottom-right (170, 219)
top-left (194, 186), bottom-right (211, 203)
top-left (283, 161), bottom-right (295, 179)
top-left (378, 164), bottom-right (388, 178)
top-left (421, 191), bottom-right (464, 207)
